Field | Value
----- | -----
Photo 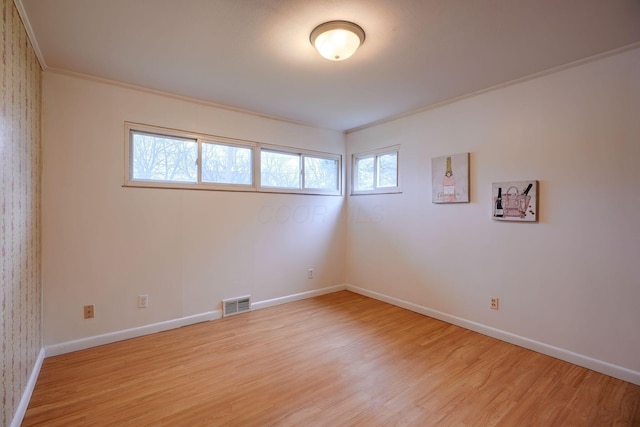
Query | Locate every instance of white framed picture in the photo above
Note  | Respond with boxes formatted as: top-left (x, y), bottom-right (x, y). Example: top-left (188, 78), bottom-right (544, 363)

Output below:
top-left (431, 153), bottom-right (470, 203)
top-left (492, 180), bottom-right (538, 222)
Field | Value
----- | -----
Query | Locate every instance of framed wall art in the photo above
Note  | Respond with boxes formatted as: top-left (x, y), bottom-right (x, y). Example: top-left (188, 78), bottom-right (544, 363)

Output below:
top-left (431, 152), bottom-right (470, 203)
top-left (492, 180), bottom-right (538, 222)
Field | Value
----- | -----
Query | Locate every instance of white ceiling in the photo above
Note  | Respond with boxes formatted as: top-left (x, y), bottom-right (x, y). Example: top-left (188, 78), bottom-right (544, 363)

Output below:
top-left (17, 0), bottom-right (640, 132)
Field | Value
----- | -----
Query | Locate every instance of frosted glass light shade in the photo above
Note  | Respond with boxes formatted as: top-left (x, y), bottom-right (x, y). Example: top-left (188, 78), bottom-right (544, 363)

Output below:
top-left (310, 21), bottom-right (365, 61)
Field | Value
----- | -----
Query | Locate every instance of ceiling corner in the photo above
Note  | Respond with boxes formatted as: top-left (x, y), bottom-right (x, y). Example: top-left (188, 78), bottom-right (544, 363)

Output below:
top-left (13, 0), bottom-right (47, 69)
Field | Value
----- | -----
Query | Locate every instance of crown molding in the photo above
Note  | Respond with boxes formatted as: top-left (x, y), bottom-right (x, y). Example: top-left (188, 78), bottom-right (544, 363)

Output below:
top-left (13, 0), bottom-right (46, 69)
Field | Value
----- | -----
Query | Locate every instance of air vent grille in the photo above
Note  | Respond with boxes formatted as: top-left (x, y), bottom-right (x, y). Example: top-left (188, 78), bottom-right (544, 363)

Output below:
top-left (222, 295), bottom-right (251, 317)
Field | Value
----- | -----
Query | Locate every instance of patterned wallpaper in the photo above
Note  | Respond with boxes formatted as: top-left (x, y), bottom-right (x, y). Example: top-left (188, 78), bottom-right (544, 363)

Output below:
top-left (1, 0), bottom-right (42, 424)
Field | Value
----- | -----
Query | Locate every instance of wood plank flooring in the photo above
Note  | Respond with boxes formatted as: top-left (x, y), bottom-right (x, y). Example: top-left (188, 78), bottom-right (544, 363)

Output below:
top-left (23, 291), bottom-right (640, 426)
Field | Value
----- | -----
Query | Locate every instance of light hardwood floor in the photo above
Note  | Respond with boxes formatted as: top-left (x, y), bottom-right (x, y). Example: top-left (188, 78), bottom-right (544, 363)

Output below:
top-left (23, 291), bottom-right (640, 426)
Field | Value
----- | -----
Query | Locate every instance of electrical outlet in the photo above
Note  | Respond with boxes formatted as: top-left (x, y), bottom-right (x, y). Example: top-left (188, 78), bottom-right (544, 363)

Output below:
top-left (84, 304), bottom-right (95, 319)
top-left (490, 297), bottom-right (499, 310)
top-left (308, 268), bottom-right (314, 279)
top-left (138, 294), bottom-right (149, 308)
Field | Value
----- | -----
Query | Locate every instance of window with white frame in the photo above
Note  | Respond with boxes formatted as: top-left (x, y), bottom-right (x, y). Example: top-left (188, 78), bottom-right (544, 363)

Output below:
top-left (259, 148), bottom-right (340, 193)
top-left (351, 146), bottom-right (400, 194)
top-left (304, 155), bottom-right (340, 191)
top-left (125, 122), bottom-right (341, 195)
top-left (201, 142), bottom-right (252, 185)
top-left (130, 131), bottom-right (198, 183)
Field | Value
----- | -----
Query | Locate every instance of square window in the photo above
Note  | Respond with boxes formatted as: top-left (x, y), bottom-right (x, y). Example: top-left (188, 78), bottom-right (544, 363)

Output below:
top-left (261, 150), bottom-right (301, 189)
top-left (202, 143), bottom-right (252, 185)
top-left (304, 156), bottom-right (339, 191)
top-left (130, 131), bottom-right (197, 183)
top-left (352, 147), bottom-right (400, 195)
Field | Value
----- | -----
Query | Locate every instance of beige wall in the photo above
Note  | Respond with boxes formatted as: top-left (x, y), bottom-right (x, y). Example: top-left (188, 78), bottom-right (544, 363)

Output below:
top-left (0, 0), bottom-right (42, 424)
top-left (346, 48), bottom-right (640, 382)
top-left (41, 72), bottom-right (347, 348)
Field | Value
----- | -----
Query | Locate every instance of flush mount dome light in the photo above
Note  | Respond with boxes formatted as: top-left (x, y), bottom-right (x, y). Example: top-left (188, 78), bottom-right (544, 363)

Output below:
top-left (310, 20), bottom-right (365, 61)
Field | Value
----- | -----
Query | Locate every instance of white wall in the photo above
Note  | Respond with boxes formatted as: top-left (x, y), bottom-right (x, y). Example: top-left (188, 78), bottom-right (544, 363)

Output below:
top-left (42, 72), bottom-right (346, 347)
top-left (42, 48), bottom-right (640, 383)
top-left (346, 48), bottom-right (640, 378)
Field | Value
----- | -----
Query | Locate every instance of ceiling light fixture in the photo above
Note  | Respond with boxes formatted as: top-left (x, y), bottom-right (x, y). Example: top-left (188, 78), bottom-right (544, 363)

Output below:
top-left (310, 20), bottom-right (365, 61)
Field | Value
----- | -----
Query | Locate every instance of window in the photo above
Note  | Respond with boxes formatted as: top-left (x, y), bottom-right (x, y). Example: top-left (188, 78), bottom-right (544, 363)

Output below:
top-left (125, 122), bottom-right (341, 195)
top-left (261, 150), bottom-right (301, 189)
top-left (259, 148), bottom-right (340, 194)
top-left (127, 125), bottom-right (255, 191)
top-left (202, 142), bottom-right (252, 185)
top-left (130, 131), bottom-right (198, 183)
top-left (352, 146), bottom-right (400, 195)
top-left (304, 156), bottom-right (339, 191)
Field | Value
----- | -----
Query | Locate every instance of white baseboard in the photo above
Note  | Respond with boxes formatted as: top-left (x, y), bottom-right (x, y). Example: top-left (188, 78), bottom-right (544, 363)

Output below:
top-left (44, 284), bottom-right (348, 357)
top-left (45, 310), bottom-right (221, 357)
top-left (38, 285), bottom-right (640, 385)
top-left (22, 283), bottom-right (640, 426)
top-left (251, 284), bottom-right (347, 311)
top-left (10, 348), bottom-right (45, 427)
top-left (346, 285), bottom-right (640, 386)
